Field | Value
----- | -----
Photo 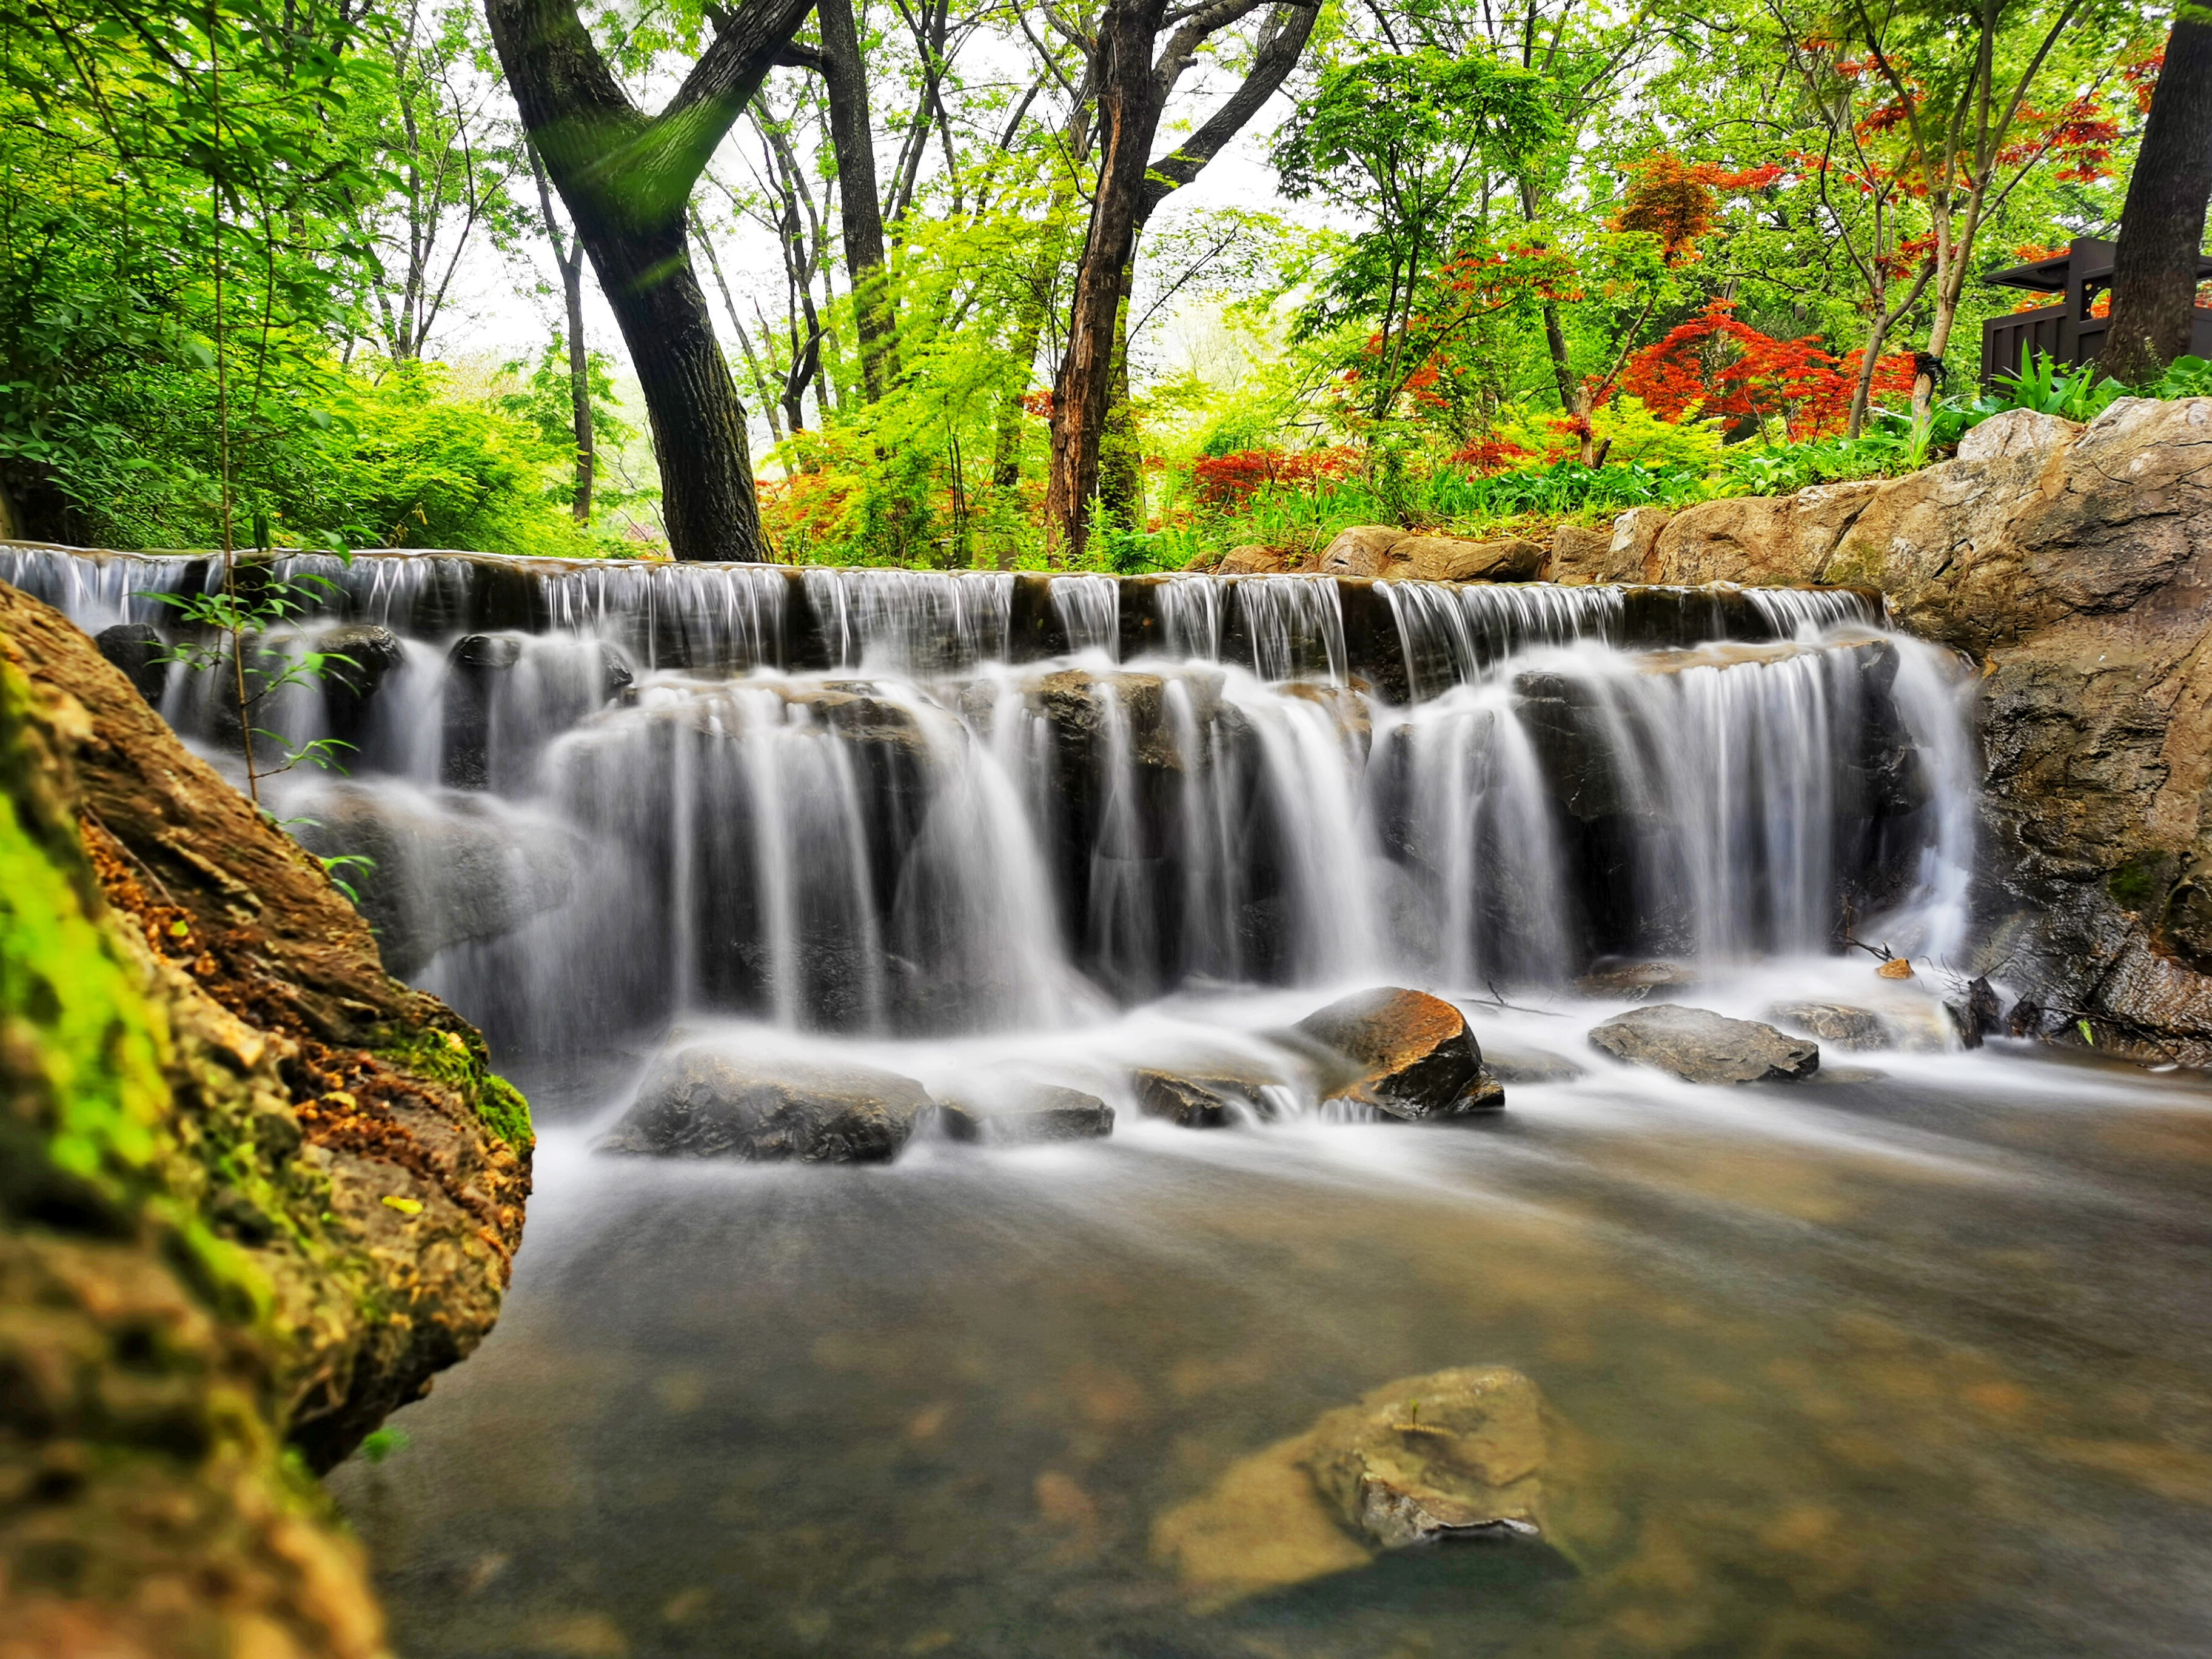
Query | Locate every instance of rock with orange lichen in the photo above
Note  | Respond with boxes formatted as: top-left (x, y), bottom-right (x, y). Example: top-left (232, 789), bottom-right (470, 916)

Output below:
top-left (0, 578), bottom-right (531, 1655)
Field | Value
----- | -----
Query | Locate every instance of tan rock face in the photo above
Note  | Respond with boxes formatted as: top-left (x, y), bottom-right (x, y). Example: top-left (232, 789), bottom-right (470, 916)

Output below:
top-left (1216, 543), bottom-right (1290, 575)
top-left (1396, 534), bottom-right (1545, 583)
top-left (1621, 397), bottom-right (2212, 1063)
top-left (1317, 524), bottom-right (1408, 576)
top-left (1548, 523), bottom-right (1618, 584)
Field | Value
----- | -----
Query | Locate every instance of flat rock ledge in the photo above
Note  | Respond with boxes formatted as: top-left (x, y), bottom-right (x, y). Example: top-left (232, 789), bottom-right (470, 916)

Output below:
top-left (1590, 1004), bottom-right (1820, 1085)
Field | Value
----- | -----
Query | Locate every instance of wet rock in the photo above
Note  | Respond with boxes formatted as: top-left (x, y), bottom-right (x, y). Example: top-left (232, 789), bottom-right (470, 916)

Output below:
top-left (938, 1082), bottom-right (1114, 1143)
top-left (1765, 1001), bottom-right (1898, 1052)
top-left (1290, 987), bottom-right (1503, 1118)
top-left (1133, 1065), bottom-right (1276, 1128)
top-left (1945, 975), bottom-right (2003, 1049)
top-left (1155, 1365), bottom-right (1603, 1607)
top-left (289, 784), bottom-right (582, 978)
top-left (316, 622), bottom-right (406, 740)
top-left (1317, 524), bottom-right (1407, 577)
top-left (93, 620), bottom-right (167, 702)
top-left (1589, 1004), bottom-right (1819, 1084)
top-left (603, 1047), bottom-right (933, 1162)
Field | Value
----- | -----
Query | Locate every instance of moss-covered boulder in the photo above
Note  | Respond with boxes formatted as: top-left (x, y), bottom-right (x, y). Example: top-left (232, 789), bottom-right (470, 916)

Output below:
top-left (0, 579), bottom-right (530, 1655)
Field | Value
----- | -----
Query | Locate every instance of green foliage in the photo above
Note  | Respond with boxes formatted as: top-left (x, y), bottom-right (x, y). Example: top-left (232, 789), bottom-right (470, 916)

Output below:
top-left (1993, 353), bottom-right (2126, 422)
top-left (2150, 357), bottom-right (2212, 400)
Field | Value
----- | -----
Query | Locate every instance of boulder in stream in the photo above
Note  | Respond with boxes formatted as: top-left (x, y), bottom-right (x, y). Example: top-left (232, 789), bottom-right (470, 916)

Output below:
top-left (93, 620), bottom-right (168, 702)
top-left (938, 1082), bottom-right (1114, 1143)
top-left (1589, 1004), bottom-right (1820, 1084)
top-left (1291, 987), bottom-right (1504, 1118)
top-left (603, 1047), bottom-right (933, 1162)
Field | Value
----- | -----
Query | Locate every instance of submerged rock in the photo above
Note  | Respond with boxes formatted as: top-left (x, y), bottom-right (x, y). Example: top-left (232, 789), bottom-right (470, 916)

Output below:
top-left (1589, 1004), bottom-right (1820, 1084)
top-left (1290, 987), bottom-right (1504, 1118)
top-left (1765, 1001), bottom-right (1899, 1051)
top-left (1304, 1367), bottom-right (1550, 1548)
top-left (1480, 1042), bottom-right (1587, 1084)
top-left (938, 1082), bottom-right (1114, 1143)
top-left (603, 1047), bottom-right (933, 1162)
top-left (1155, 1365), bottom-right (1607, 1607)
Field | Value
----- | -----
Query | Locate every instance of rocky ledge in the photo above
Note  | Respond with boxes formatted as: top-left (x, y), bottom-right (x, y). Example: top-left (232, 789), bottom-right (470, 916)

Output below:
top-left (1571, 398), bottom-right (2212, 1065)
top-left (0, 582), bottom-right (531, 1655)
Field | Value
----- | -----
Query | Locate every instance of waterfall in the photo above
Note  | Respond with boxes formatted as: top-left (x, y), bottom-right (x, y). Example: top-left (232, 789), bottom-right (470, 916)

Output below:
top-left (3, 545), bottom-right (1968, 1053)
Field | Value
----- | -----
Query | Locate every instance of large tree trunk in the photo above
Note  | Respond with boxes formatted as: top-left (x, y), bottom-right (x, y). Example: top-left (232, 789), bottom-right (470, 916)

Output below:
top-left (586, 218), bottom-right (765, 558)
top-left (2103, 15), bottom-right (2212, 386)
top-left (485, 0), bottom-right (813, 561)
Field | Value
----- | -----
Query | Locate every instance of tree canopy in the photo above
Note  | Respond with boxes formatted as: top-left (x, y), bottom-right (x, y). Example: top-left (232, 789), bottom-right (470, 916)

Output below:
top-left (0, 0), bottom-right (2184, 565)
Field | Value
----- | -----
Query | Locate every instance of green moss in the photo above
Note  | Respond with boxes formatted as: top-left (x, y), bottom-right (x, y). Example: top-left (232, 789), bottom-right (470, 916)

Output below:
top-left (0, 663), bottom-right (171, 1225)
top-left (2106, 854), bottom-right (2173, 915)
top-left (378, 1026), bottom-right (533, 1149)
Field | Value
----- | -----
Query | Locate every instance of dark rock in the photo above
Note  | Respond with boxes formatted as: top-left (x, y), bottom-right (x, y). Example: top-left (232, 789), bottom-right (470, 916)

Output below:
top-left (1765, 1001), bottom-right (1897, 1051)
top-left (1589, 1004), bottom-right (1820, 1084)
top-left (1946, 974), bottom-right (2003, 1049)
top-left (315, 623), bottom-right (406, 741)
top-left (1290, 987), bottom-right (1503, 1118)
top-left (93, 621), bottom-right (167, 702)
top-left (1133, 1066), bottom-right (1275, 1128)
top-left (938, 1082), bottom-right (1114, 1144)
top-left (602, 1047), bottom-right (933, 1162)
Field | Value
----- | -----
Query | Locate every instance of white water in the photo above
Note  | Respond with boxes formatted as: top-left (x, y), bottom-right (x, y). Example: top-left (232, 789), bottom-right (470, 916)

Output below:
top-left (2, 546), bottom-right (1972, 1054)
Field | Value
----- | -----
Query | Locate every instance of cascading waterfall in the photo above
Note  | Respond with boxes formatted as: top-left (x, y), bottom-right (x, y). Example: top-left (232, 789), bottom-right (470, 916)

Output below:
top-left (1, 545), bottom-right (1972, 1054)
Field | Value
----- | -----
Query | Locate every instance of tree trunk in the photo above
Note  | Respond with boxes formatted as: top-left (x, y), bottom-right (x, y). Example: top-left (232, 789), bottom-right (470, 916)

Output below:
top-left (1044, 0), bottom-right (1316, 562)
top-left (484, 0), bottom-right (813, 561)
top-left (1096, 272), bottom-right (1142, 534)
top-left (532, 153), bottom-right (596, 523)
top-left (562, 262), bottom-right (595, 523)
top-left (588, 218), bottom-right (766, 559)
top-left (1044, 0), bottom-right (1168, 565)
top-left (811, 0), bottom-right (897, 399)
top-left (2103, 15), bottom-right (2212, 386)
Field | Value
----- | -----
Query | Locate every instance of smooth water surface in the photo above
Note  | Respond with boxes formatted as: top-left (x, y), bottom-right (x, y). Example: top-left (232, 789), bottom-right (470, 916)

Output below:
top-left (331, 974), bottom-right (2212, 1659)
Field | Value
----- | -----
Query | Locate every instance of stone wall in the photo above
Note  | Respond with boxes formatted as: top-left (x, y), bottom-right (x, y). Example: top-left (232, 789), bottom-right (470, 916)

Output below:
top-left (0, 581), bottom-right (531, 1656)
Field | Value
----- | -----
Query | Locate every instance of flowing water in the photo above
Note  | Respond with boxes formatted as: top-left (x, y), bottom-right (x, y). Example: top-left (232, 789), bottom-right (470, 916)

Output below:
top-left (10, 546), bottom-right (2211, 1657)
